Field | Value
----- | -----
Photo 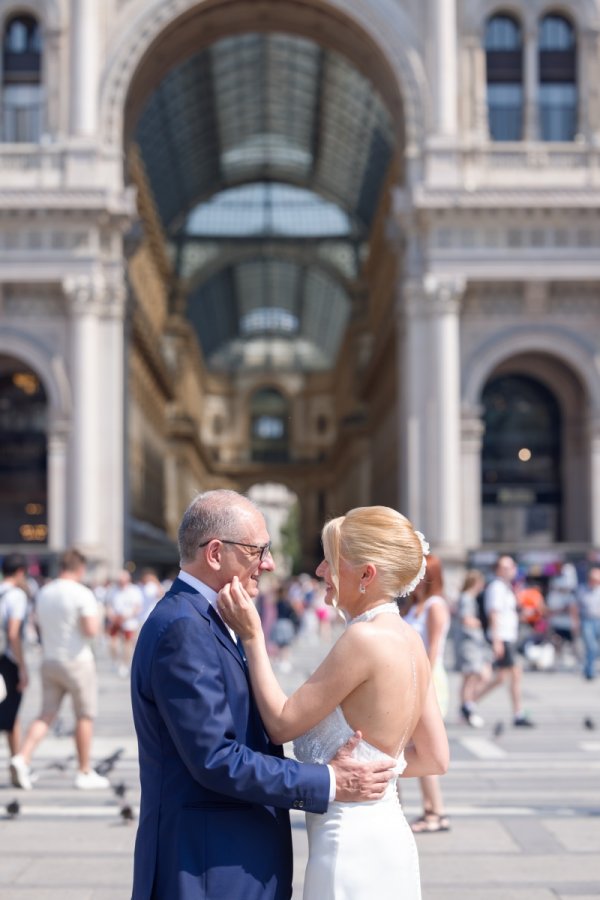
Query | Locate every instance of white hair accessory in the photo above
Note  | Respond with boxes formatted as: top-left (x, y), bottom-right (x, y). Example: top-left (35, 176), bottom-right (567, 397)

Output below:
top-left (397, 530), bottom-right (430, 598)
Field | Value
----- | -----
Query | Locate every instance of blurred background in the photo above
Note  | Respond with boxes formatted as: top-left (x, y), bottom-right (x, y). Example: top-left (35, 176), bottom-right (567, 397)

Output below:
top-left (1, 0), bottom-right (600, 590)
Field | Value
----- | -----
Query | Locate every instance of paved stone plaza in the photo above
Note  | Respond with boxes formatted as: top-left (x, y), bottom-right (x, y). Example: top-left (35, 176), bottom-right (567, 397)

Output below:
top-left (0, 632), bottom-right (598, 899)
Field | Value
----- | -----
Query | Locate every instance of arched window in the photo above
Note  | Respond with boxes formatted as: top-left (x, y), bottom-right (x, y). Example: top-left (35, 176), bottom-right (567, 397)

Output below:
top-left (250, 388), bottom-right (289, 462)
top-left (539, 13), bottom-right (577, 141)
top-left (481, 374), bottom-right (561, 545)
top-left (2, 14), bottom-right (43, 142)
top-left (485, 13), bottom-right (523, 141)
top-left (0, 356), bottom-right (47, 544)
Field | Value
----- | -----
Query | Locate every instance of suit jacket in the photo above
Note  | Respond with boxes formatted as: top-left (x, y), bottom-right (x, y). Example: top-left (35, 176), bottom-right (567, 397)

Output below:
top-left (131, 578), bottom-right (330, 899)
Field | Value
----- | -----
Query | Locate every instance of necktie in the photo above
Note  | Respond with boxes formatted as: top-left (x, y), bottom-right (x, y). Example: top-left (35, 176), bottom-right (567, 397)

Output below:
top-left (235, 635), bottom-right (247, 664)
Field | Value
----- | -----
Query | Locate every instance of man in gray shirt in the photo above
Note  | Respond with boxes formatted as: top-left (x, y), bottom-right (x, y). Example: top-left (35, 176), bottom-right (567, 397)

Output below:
top-left (573, 567), bottom-right (600, 680)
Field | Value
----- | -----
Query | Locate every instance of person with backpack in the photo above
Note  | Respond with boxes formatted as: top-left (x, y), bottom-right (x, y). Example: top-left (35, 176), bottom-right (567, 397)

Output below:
top-left (475, 556), bottom-right (535, 727)
top-left (0, 553), bottom-right (29, 774)
top-left (457, 569), bottom-right (491, 727)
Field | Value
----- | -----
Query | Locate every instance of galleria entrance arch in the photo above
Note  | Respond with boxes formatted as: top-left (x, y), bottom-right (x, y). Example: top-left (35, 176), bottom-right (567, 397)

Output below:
top-left (115, 0), bottom-right (417, 566)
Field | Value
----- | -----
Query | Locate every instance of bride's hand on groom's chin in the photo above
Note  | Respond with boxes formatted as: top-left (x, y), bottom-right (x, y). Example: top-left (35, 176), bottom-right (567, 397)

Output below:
top-left (218, 576), bottom-right (262, 640)
top-left (330, 733), bottom-right (396, 803)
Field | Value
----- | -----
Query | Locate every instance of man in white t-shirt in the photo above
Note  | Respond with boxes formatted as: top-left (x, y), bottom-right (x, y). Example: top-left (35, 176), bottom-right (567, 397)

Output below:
top-left (475, 555), bottom-right (534, 727)
top-left (10, 548), bottom-right (110, 791)
top-left (0, 553), bottom-right (29, 769)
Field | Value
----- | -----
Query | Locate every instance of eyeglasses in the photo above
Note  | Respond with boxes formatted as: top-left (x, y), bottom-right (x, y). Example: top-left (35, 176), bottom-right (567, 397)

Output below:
top-left (198, 539), bottom-right (272, 562)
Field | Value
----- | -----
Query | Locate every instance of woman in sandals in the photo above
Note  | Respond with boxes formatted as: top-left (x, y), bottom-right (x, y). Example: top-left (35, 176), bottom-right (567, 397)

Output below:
top-left (403, 554), bottom-right (451, 833)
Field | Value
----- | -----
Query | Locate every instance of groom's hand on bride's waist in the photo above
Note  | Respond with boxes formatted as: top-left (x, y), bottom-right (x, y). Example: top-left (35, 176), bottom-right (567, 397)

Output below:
top-left (330, 732), bottom-right (396, 802)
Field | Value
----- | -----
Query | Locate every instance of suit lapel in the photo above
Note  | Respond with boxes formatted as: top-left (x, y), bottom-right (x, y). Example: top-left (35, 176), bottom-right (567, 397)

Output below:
top-left (173, 579), bottom-right (246, 671)
top-left (206, 604), bottom-right (248, 670)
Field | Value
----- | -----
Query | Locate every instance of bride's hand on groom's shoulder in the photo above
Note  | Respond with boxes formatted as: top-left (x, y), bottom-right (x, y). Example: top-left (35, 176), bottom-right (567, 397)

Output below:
top-left (218, 576), bottom-right (262, 641)
top-left (330, 733), bottom-right (397, 802)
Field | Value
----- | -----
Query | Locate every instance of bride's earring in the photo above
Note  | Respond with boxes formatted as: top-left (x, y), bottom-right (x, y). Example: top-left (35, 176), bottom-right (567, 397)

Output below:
top-left (359, 584), bottom-right (366, 594)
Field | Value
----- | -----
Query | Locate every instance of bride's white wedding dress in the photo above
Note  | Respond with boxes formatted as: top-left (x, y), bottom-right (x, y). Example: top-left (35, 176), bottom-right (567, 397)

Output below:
top-left (293, 602), bottom-right (421, 900)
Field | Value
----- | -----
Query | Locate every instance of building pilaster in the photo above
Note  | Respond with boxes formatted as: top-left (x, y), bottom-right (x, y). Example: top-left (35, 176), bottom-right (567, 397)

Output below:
top-left (432, 0), bottom-right (458, 137)
top-left (64, 273), bottom-right (104, 557)
top-left (460, 407), bottom-right (485, 550)
top-left (589, 417), bottom-right (600, 547)
top-left (426, 275), bottom-right (464, 552)
top-left (524, 27), bottom-right (539, 141)
top-left (47, 420), bottom-right (70, 552)
top-left (99, 273), bottom-right (127, 572)
top-left (398, 274), bottom-right (465, 551)
top-left (70, 0), bottom-right (99, 136)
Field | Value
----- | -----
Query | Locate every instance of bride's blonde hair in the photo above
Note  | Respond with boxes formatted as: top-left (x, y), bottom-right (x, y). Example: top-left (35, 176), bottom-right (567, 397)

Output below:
top-left (321, 506), bottom-right (425, 601)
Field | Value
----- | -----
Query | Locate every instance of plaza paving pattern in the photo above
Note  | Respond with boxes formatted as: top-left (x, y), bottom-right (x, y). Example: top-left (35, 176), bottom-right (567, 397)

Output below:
top-left (0, 630), bottom-right (598, 899)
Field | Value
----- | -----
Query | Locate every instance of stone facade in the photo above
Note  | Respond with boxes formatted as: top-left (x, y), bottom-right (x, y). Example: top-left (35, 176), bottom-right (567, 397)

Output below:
top-left (1, 0), bottom-right (600, 573)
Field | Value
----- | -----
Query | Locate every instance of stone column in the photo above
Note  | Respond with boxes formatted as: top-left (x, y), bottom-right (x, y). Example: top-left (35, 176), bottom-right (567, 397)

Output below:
top-left (426, 276), bottom-right (464, 553)
top-left (579, 28), bottom-right (600, 142)
top-left (99, 275), bottom-right (127, 572)
top-left (69, 0), bottom-right (99, 136)
top-left (43, 27), bottom-right (62, 137)
top-left (433, 0), bottom-right (458, 137)
top-left (398, 275), bottom-right (465, 552)
top-left (64, 274), bottom-right (103, 556)
top-left (47, 420), bottom-right (69, 552)
top-left (524, 27), bottom-right (539, 141)
top-left (461, 407), bottom-right (484, 550)
top-left (464, 36), bottom-right (488, 140)
top-left (398, 278), bottom-right (429, 530)
top-left (589, 416), bottom-right (600, 546)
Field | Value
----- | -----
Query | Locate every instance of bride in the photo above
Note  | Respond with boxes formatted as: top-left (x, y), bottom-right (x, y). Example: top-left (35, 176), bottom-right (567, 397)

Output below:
top-left (218, 505), bottom-right (449, 900)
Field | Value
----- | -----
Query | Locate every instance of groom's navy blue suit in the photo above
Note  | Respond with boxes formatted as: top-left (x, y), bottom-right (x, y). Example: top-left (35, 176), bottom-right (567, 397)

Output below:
top-left (131, 577), bottom-right (330, 899)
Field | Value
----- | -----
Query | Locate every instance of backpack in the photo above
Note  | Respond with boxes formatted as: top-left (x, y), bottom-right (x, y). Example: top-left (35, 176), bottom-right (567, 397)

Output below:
top-left (0, 584), bottom-right (24, 657)
top-left (475, 589), bottom-right (490, 639)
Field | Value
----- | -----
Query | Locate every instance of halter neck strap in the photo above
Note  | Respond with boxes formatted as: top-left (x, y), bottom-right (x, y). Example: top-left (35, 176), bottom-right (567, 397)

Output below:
top-left (347, 601), bottom-right (400, 626)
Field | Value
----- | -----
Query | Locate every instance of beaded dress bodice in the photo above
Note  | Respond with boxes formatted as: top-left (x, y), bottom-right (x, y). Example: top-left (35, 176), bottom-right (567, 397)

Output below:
top-left (293, 602), bottom-right (409, 789)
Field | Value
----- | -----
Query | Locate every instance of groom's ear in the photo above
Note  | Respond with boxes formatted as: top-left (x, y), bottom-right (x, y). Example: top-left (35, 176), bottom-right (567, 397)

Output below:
top-left (204, 540), bottom-right (223, 571)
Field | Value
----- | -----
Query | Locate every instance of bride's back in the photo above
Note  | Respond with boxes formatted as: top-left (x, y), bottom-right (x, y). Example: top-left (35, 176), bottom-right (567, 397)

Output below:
top-left (339, 614), bottom-right (430, 758)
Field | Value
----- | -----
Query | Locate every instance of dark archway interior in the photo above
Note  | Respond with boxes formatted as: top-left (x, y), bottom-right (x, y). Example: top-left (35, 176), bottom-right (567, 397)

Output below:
top-left (481, 373), bottom-right (562, 544)
top-left (0, 356), bottom-right (47, 545)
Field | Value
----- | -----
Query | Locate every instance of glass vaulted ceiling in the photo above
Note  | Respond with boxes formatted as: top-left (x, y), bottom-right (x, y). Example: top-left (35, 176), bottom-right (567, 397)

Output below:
top-left (134, 32), bottom-right (396, 373)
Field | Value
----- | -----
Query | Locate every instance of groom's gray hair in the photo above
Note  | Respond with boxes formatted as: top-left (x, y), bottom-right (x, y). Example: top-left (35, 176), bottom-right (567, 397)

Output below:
top-left (178, 490), bottom-right (259, 564)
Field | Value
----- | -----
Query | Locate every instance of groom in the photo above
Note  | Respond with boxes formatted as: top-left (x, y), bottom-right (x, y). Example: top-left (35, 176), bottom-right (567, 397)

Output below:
top-left (131, 490), bottom-right (395, 899)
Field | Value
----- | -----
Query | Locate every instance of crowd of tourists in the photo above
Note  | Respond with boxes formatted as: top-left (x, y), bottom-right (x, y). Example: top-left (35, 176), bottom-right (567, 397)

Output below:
top-left (0, 544), bottom-right (598, 802)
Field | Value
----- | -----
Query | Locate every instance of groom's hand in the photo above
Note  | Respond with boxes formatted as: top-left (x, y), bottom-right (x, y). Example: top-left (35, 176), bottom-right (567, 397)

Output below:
top-left (330, 732), bottom-right (396, 802)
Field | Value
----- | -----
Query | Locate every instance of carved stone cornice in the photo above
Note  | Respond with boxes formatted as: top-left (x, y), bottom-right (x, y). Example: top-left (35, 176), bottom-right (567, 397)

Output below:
top-left (63, 273), bottom-right (105, 314)
top-left (402, 275), bottom-right (466, 318)
top-left (424, 274), bottom-right (466, 314)
top-left (63, 270), bottom-right (128, 318)
top-left (0, 190), bottom-right (135, 220)
top-left (414, 185), bottom-right (600, 212)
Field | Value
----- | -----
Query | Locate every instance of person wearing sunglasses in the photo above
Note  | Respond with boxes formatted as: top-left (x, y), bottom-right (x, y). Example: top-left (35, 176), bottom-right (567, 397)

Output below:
top-left (130, 489), bottom-right (397, 900)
